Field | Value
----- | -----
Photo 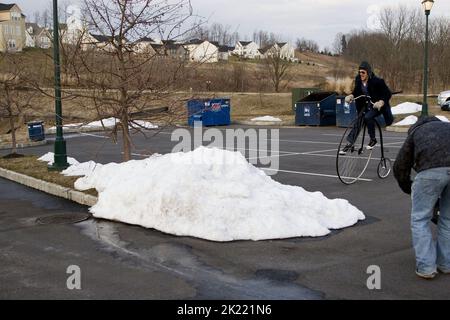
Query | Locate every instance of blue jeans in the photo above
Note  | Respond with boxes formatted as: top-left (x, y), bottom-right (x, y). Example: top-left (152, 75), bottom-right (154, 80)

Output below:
top-left (411, 167), bottom-right (450, 274)
top-left (347, 107), bottom-right (394, 143)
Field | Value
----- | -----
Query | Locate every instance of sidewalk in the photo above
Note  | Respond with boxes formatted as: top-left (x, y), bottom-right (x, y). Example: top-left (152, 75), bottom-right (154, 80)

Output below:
top-left (0, 139), bottom-right (47, 151)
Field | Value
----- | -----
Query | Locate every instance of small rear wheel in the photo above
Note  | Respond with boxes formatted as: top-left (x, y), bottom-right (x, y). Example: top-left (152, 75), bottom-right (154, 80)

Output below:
top-left (377, 158), bottom-right (392, 179)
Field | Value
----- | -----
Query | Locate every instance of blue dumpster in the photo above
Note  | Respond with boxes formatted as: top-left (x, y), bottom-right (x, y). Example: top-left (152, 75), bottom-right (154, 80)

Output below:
top-left (336, 96), bottom-right (386, 128)
top-left (336, 96), bottom-right (357, 127)
top-left (295, 92), bottom-right (336, 126)
top-left (187, 98), bottom-right (231, 127)
top-left (27, 121), bottom-right (45, 141)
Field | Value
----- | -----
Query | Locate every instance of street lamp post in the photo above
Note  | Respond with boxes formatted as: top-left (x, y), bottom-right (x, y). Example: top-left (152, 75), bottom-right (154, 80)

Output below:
top-left (49, 0), bottom-right (69, 171)
top-left (421, 0), bottom-right (434, 117)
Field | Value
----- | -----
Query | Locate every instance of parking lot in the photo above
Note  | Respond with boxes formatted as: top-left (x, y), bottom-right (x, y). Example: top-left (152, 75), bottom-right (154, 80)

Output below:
top-left (1, 124), bottom-right (449, 299)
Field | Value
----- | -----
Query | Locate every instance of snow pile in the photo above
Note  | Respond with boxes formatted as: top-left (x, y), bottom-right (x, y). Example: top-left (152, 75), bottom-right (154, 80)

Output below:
top-left (129, 120), bottom-right (159, 130)
top-left (48, 118), bottom-right (158, 133)
top-left (38, 152), bottom-right (79, 166)
top-left (251, 116), bottom-right (282, 122)
top-left (393, 115), bottom-right (418, 126)
top-left (436, 115), bottom-right (450, 123)
top-left (62, 161), bottom-right (102, 176)
top-left (393, 115), bottom-right (449, 126)
top-left (391, 102), bottom-right (422, 115)
top-left (66, 147), bottom-right (365, 242)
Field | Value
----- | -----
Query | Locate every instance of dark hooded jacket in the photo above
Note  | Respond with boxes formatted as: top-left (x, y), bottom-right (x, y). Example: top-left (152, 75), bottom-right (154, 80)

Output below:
top-left (393, 117), bottom-right (450, 194)
top-left (352, 61), bottom-right (392, 113)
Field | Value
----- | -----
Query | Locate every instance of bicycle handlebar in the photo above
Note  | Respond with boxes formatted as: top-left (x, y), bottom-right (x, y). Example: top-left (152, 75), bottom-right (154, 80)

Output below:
top-left (353, 95), bottom-right (374, 104)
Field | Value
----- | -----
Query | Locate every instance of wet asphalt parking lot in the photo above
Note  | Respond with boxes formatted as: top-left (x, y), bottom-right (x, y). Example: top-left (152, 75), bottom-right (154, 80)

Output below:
top-left (1, 125), bottom-right (449, 299)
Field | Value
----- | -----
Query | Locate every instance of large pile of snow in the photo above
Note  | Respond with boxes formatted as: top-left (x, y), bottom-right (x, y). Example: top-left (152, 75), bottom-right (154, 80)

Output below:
top-left (251, 116), bottom-right (282, 122)
top-left (64, 147), bottom-right (365, 242)
top-left (48, 117), bottom-right (158, 132)
top-left (391, 102), bottom-right (422, 115)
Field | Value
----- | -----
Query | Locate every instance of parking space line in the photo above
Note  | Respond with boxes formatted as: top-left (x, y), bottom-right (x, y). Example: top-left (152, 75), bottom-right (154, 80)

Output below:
top-left (261, 168), bottom-right (373, 181)
top-left (322, 133), bottom-right (406, 140)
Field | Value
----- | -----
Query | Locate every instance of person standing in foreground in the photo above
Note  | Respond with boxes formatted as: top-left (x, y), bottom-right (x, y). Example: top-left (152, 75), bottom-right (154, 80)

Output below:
top-left (341, 61), bottom-right (394, 153)
top-left (393, 116), bottom-right (450, 279)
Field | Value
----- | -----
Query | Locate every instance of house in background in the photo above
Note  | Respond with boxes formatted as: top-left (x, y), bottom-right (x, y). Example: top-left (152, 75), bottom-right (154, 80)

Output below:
top-left (233, 41), bottom-right (260, 59)
top-left (259, 42), bottom-right (295, 61)
top-left (134, 37), bottom-right (159, 54)
top-left (25, 22), bottom-right (51, 49)
top-left (0, 3), bottom-right (26, 52)
top-left (276, 42), bottom-right (295, 61)
top-left (81, 33), bottom-right (122, 52)
top-left (184, 39), bottom-right (218, 63)
top-left (218, 45), bottom-right (233, 61)
top-left (165, 42), bottom-right (189, 60)
top-left (25, 22), bottom-right (36, 47)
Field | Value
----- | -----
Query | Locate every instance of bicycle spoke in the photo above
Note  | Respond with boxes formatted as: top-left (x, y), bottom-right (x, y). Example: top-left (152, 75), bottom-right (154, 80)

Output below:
top-left (336, 119), bottom-right (373, 185)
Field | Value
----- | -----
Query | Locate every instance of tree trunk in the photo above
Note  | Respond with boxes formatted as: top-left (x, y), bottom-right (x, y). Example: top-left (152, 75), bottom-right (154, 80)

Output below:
top-left (121, 110), bottom-right (131, 162)
top-left (8, 115), bottom-right (17, 154)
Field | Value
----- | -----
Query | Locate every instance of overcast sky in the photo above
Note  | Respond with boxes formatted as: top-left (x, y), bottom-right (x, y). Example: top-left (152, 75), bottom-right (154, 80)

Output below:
top-left (13, 0), bottom-right (450, 49)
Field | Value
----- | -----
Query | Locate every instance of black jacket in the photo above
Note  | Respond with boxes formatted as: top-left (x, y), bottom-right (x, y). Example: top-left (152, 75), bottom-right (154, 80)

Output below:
top-left (352, 74), bottom-right (392, 113)
top-left (393, 117), bottom-right (450, 194)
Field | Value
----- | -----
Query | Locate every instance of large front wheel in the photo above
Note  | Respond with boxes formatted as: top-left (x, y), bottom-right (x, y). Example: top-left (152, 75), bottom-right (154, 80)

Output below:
top-left (336, 119), bottom-right (373, 185)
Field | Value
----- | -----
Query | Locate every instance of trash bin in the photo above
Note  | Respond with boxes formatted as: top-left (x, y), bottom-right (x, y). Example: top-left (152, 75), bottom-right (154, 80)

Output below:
top-left (187, 98), bottom-right (231, 127)
top-left (292, 88), bottom-right (320, 111)
top-left (336, 97), bottom-right (386, 128)
top-left (295, 92), bottom-right (337, 126)
top-left (27, 121), bottom-right (45, 141)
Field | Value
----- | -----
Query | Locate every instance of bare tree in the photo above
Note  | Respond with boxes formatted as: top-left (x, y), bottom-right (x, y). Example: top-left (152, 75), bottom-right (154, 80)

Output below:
top-left (61, 0), bottom-right (197, 161)
top-left (0, 53), bottom-right (37, 155)
top-left (295, 37), bottom-right (319, 53)
top-left (33, 11), bottom-right (41, 25)
top-left (263, 46), bottom-right (291, 92)
top-left (344, 4), bottom-right (450, 93)
top-left (42, 9), bottom-right (50, 28)
top-left (333, 32), bottom-right (348, 55)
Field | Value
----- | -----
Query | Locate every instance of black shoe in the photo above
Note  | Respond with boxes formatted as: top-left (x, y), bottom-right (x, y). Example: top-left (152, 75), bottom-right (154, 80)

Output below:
top-left (366, 139), bottom-right (377, 150)
top-left (339, 143), bottom-right (353, 155)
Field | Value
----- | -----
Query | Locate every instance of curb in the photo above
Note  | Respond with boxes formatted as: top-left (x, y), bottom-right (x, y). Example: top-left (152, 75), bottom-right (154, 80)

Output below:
top-left (0, 167), bottom-right (98, 207)
top-left (0, 140), bottom-right (47, 150)
top-left (234, 120), bottom-right (295, 126)
top-left (46, 127), bottom-right (109, 135)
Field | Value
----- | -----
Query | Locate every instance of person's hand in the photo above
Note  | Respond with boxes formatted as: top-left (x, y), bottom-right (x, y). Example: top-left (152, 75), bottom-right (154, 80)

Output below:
top-left (345, 94), bottom-right (354, 104)
top-left (374, 100), bottom-right (385, 110)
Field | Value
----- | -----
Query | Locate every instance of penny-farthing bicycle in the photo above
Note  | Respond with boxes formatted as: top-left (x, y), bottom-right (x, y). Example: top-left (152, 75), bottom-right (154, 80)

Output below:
top-left (336, 95), bottom-right (392, 185)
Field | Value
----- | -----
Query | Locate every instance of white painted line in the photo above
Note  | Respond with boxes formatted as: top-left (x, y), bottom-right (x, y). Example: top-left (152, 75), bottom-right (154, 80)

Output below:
top-left (261, 168), bottom-right (373, 182)
top-left (79, 132), bottom-right (110, 139)
top-left (247, 152), bottom-right (301, 161)
top-left (300, 152), bottom-right (396, 162)
top-left (270, 139), bottom-right (338, 145)
top-left (130, 152), bottom-right (151, 157)
top-left (322, 133), bottom-right (406, 140)
top-left (300, 148), bottom-right (338, 155)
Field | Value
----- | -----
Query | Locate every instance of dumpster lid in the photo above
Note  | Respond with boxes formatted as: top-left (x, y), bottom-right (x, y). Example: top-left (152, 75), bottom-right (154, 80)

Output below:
top-left (298, 92), bottom-right (337, 102)
top-left (28, 120), bottom-right (44, 125)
